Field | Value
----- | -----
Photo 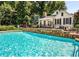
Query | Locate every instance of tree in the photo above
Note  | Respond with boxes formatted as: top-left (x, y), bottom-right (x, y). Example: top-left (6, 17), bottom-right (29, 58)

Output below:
top-left (47, 1), bottom-right (66, 15)
top-left (31, 1), bottom-right (48, 17)
top-left (30, 1), bottom-right (66, 26)
top-left (0, 1), bottom-right (67, 26)
top-left (15, 1), bottom-right (32, 24)
top-left (31, 1), bottom-right (66, 17)
top-left (31, 14), bottom-right (39, 25)
top-left (0, 1), bottom-right (4, 6)
top-left (0, 2), bottom-right (13, 25)
top-left (74, 10), bottom-right (79, 27)
top-left (16, 1), bottom-right (26, 21)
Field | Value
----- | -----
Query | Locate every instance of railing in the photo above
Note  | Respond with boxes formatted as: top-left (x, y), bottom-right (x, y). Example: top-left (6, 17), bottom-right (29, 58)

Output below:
top-left (73, 45), bottom-right (79, 57)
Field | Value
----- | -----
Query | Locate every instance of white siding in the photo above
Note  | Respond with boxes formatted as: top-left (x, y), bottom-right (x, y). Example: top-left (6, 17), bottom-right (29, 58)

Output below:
top-left (38, 10), bottom-right (74, 29)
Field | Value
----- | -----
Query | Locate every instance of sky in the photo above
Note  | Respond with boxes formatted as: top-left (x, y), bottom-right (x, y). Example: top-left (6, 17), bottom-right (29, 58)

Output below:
top-left (65, 1), bottom-right (79, 13)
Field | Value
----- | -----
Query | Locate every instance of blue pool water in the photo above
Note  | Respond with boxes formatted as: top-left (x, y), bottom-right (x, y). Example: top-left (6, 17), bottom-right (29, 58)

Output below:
top-left (0, 32), bottom-right (79, 57)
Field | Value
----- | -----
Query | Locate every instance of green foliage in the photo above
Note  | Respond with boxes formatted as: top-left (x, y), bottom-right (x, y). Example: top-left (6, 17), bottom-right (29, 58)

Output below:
top-left (74, 10), bottom-right (79, 27)
top-left (31, 1), bottom-right (66, 16)
top-left (16, 2), bottom-right (26, 19)
top-left (0, 2), bottom-right (15, 25)
top-left (15, 1), bottom-right (32, 25)
top-left (75, 24), bottom-right (79, 28)
top-left (0, 25), bottom-right (17, 31)
top-left (31, 14), bottom-right (39, 25)
top-left (74, 11), bottom-right (79, 25)
top-left (0, 1), bottom-right (66, 26)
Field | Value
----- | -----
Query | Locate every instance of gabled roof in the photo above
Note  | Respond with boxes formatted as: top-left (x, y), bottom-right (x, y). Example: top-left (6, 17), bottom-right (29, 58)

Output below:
top-left (39, 10), bottom-right (73, 20)
top-left (52, 10), bottom-right (73, 16)
top-left (51, 10), bottom-right (59, 16)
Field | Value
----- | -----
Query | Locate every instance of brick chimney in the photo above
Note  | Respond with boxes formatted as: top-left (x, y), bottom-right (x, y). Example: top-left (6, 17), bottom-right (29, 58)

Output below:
top-left (43, 11), bottom-right (47, 17)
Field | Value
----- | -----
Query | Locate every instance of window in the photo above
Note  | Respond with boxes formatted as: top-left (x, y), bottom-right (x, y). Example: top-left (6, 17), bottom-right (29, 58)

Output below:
top-left (63, 18), bottom-right (65, 24)
top-left (61, 12), bottom-right (63, 16)
top-left (57, 19), bottom-right (60, 24)
top-left (48, 21), bottom-right (51, 26)
top-left (63, 18), bottom-right (72, 24)
top-left (66, 18), bottom-right (69, 24)
top-left (56, 12), bottom-right (58, 14)
top-left (44, 21), bottom-right (46, 26)
top-left (55, 19), bottom-right (56, 24)
top-left (70, 17), bottom-right (72, 24)
top-left (60, 18), bottom-right (61, 25)
top-left (40, 20), bottom-right (42, 26)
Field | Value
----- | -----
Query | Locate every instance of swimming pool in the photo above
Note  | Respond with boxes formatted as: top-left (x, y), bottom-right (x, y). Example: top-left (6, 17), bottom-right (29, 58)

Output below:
top-left (0, 32), bottom-right (79, 57)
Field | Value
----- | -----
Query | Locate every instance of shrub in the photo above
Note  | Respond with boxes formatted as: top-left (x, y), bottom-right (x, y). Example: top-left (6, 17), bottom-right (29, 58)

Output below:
top-left (0, 25), bottom-right (17, 31)
top-left (75, 24), bottom-right (79, 28)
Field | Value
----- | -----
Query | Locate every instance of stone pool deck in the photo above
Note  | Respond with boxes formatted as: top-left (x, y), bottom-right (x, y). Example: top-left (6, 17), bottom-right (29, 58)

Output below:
top-left (22, 28), bottom-right (78, 38)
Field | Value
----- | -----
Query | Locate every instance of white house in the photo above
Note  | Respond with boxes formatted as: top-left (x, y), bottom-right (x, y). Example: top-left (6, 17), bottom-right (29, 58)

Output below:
top-left (38, 10), bottom-right (74, 29)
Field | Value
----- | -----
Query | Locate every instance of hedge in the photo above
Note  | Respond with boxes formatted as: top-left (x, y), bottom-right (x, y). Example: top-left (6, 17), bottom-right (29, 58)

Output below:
top-left (0, 25), bottom-right (18, 31)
